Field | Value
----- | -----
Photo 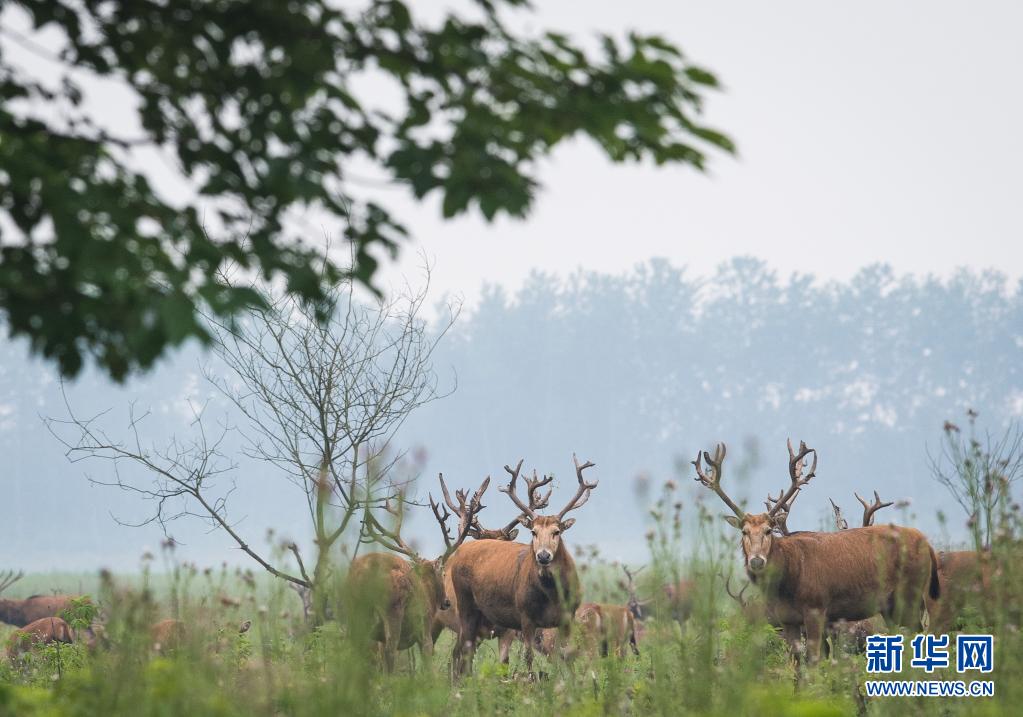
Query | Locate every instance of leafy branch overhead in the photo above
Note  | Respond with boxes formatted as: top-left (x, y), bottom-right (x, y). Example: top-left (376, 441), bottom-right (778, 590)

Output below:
top-left (0, 0), bottom-right (733, 381)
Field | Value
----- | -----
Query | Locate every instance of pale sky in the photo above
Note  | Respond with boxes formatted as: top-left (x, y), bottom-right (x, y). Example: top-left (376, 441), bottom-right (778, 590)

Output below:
top-left (375, 0), bottom-right (1023, 302)
top-left (3, 0), bottom-right (1021, 302)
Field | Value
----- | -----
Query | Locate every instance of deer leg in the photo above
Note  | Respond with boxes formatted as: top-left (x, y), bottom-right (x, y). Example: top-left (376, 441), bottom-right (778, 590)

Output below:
top-left (454, 608), bottom-right (482, 677)
top-left (803, 609), bottom-right (826, 664)
top-left (382, 603), bottom-right (405, 673)
top-left (521, 622), bottom-right (536, 676)
top-left (497, 629), bottom-right (514, 664)
top-left (781, 623), bottom-right (803, 665)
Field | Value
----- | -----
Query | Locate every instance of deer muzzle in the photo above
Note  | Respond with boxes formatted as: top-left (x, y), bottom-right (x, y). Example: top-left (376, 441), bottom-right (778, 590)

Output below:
top-left (536, 549), bottom-right (553, 566)
top-left (748, 555), bottom-right (767, 572)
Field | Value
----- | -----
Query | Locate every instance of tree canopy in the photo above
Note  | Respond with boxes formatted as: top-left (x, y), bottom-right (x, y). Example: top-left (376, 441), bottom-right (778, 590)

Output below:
top-left (0, 0), bottom-right (733, 381)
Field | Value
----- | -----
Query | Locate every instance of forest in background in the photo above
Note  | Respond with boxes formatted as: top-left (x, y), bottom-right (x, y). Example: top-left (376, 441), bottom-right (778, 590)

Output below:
top-left (2, 258), bottom-right (1020, 570)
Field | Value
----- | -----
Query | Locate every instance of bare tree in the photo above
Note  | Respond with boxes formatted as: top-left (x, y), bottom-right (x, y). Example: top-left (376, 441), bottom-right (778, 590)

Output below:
top-left (47, 261), bottom-right (457, 621)
top-left (929, 410), bottom-right (1023, 549)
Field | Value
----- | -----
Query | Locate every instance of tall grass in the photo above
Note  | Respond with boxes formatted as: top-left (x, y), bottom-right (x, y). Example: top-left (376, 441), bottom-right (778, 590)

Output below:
top-left (3, 429), bottom-right (1022, 716)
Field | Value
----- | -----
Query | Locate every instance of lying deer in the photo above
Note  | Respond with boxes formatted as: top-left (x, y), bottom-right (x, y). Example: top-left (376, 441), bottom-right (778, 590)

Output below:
top-left (7, 616), bottom-right (74, 658)
top-left (696, 440), bottom-right (940, 663)
top-left (345, 474), bottom-right (488, 672)
top-left (0, 570), bottom-right (92, 627)
top-left (447, 454), bottom-right (598, 675)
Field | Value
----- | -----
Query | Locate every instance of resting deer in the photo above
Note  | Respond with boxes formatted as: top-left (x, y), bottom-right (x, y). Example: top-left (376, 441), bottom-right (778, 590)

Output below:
top-left (0, 570), bottom-right (92, 627)
top-left (6, 616), bottom-right (74, 658)
top-left (447, 455), bottom-right (598, 675)
top-left (695, 440), bottom-right (940, 663)
top-left (345, 474), bottom-right (487, 672)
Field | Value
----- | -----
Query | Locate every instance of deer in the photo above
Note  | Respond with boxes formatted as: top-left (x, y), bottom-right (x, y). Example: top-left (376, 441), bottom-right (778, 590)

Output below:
top-left (446, 454), bottom-right (598, 676)
top-left (572, 602), bottom-right (640, 658)
top-left (0, 570), bottom-right (92, 627)
top-left (6, 616), bottom-right (75, 658)
top-left (430, 471), bottom-right (539, 664)
top-left (150, 618), bottom-right (186, 652)
top-left (695, 439), bottom-right (940, 663)
top-left (344, 474), bottom-right (488, 672)
top-left (927, 549), bottom-right (987, 634)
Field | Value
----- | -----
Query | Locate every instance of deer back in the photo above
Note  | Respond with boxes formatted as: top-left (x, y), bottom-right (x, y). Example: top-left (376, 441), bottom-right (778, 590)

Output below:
top-left (7, 616), bottom-right (74, 657)
top-left (447, 538), bottom-right (580, 631)
top-left (759, 526), bottom-right (936, 623)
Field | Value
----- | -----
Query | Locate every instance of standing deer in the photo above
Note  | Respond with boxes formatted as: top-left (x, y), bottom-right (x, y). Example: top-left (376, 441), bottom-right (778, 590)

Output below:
top-left (0, 570), bottom-right (92, 627)
top-left (431, 471), bottom-right (543, 663)
top-left (447, 455), bottom-right (598, 675)
top-left (345, 475), bottom-right (487, 672)
top-left (7, 616), bottom-right (74, 658)
top-left (926, 550), bottom-right (986, 633)
top-left (695, 440), bottom-right (940, 663)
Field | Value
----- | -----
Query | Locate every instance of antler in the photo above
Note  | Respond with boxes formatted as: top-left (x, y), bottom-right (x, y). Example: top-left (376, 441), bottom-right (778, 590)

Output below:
top-left (829, 498), bottom-right (848, 530)
top-left (0, 569), bottom-right (23, 595)
top-left (555, 454), bottom-right (598, 521)
top-left (622, 565), bottom-right (646, 618)
top-left (477, 467), bottom-right (551, 539)
top-left (692, 443), bottom-right (745, 520)
top-left (361, 495), bottom-right (420, 561)
top-left (499, 459), bottom-right (537, 522)
top-left (766, 438), bottom-right (817, 524)
top-left (430, 474), bottom-right (489, 561)
top-left (855, 490), bottom-right (894, 527)
top-left (723, 574), bottom-right (750, 609)
top-left (525, 470), bottom-right (554, 511)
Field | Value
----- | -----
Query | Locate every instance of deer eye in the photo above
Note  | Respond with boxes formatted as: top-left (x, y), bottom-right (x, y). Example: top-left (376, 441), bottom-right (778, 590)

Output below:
top-left (553, 530), bottom-right (560, 537)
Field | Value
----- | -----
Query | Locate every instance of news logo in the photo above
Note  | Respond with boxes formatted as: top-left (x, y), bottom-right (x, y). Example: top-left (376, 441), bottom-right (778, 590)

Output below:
top-left (863, 633), bottom-right (995, 698)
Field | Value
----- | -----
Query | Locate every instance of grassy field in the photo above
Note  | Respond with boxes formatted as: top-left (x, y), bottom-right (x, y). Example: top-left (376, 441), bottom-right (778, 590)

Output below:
top-left (0, 517), bottom-right (1019, 717)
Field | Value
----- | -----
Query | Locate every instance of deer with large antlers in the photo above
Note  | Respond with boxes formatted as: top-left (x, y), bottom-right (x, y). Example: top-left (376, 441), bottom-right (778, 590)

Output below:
top-left (446, 455), bottom-right (598, 675)
top-left (344, 474), bottom-right (488, 671)
top-left (695, 440), bottom-right (940, 663)
top-left (430, 472), bottom-right (531, 662)
top-left (0, 570), bottom-right (93, 628)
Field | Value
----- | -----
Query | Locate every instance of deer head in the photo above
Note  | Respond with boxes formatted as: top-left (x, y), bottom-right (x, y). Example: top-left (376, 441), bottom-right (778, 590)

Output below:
top-left (500, 454), bottom-right (597, 571)
top-left (694, 439), bottom-right (817, 576)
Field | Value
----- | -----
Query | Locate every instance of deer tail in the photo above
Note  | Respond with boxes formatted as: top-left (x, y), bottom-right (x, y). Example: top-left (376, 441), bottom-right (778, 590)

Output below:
top-left (928, 544), bottom-right (941, 600)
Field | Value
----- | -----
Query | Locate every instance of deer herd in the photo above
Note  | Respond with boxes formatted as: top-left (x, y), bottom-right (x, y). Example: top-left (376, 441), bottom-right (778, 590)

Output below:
top-left (0, 440), bottom-right (994, 676)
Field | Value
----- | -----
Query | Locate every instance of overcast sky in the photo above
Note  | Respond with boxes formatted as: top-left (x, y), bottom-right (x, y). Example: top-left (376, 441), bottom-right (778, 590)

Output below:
top-left (373, 0), bottom-right (1023, 302)
top-left (4, 0), bottom-right (1020, 303)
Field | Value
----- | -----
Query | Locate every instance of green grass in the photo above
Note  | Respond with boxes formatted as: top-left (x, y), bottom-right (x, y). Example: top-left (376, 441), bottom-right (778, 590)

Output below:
top-left (1, 531), bottom-right (1020, 717)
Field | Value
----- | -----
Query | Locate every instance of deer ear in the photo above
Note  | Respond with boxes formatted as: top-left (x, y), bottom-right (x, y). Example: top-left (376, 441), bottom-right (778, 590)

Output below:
top-left (506, 528), bottom-right (520, 540)
top-left (723, 515), bottom-right (742, 529)
top-left (560, 518), bottom-right (576, 531)
top-left (516, 515), bottom-right (531, 528)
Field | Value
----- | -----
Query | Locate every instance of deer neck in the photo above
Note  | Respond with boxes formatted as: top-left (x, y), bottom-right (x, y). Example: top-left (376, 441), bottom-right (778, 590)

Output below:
top-left (536, 546), bottom-right (577, 597)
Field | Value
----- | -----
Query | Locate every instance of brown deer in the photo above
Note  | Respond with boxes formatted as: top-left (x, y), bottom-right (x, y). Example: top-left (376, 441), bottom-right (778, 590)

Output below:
top-left (431, 471), bottom-right (541, 663)
top-left (572, 601), bottom-right (639, 658)
top-left (447, 454), bottom-right (598, 675)
top-left (927, 550), bottom-right (986, 633)
top-left (0, 570), bottom-right (92, 627)
top-left (6, 616), bottom-right (74, 658)
top-left (695, 439), bottom-right (940, 663)
top-left (150, 618), bottom-right (186, 652)
top-left (345, 474), bottom-right (487, 672)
